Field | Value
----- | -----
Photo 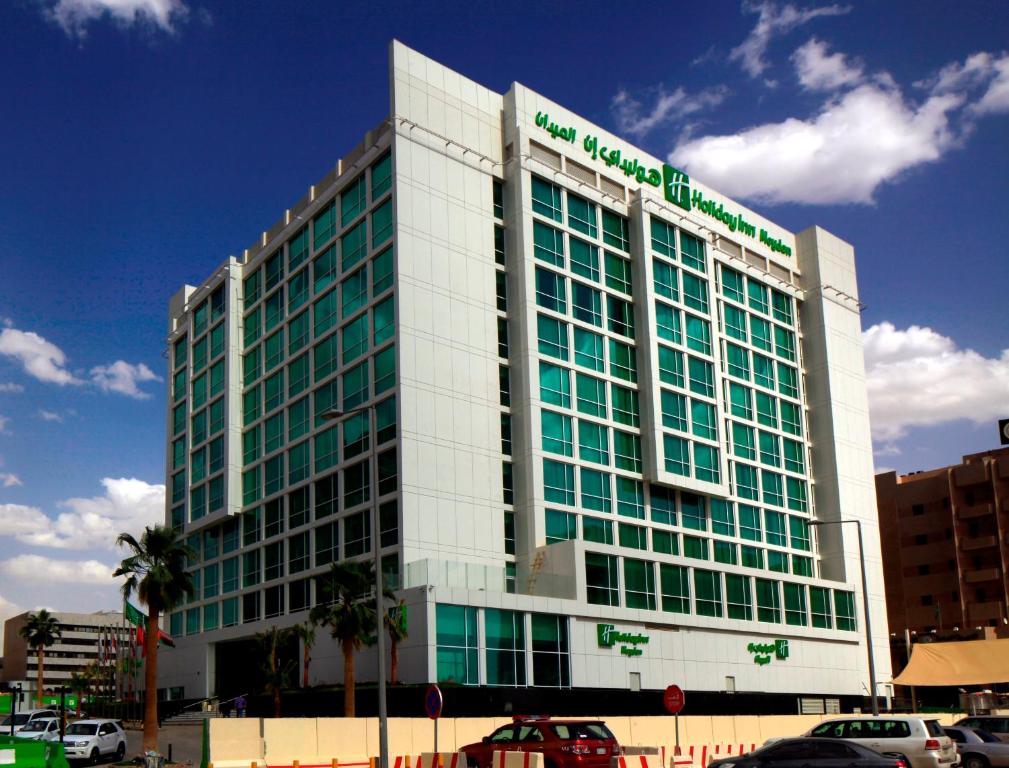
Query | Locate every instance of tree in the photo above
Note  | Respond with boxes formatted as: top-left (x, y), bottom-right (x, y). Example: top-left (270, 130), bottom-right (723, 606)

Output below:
top-left (309, 561), bottom-right (379, 717)
top-left (255, 626), bottom-right (296, 717)
top-left (114, 525), bottom-right (194, 751)
top-left (19, 609), bottom-right (62, 707)
top-left (291, 622), bottom-right (316, 688)
top-left (68, 670), bottom-right (89, 717)
top-left (385, 600), bottom-right (408, 685)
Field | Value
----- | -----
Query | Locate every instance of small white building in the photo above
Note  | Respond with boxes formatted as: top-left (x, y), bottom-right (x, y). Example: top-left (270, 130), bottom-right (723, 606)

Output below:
top-left (159, 41), bottom-right (890, 712)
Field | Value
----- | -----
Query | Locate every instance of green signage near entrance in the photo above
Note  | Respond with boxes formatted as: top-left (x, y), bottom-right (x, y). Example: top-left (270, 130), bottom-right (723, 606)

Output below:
top-left (597, 624), bottom-right (649, 657)
top-left (747, 639), bottom-right (789, 665)
top-left (534, 112), bottom-right (792, 258)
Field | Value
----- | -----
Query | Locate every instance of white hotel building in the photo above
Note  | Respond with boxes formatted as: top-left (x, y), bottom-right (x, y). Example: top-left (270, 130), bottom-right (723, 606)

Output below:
top-left (160, 42), bottom-right (890, 711)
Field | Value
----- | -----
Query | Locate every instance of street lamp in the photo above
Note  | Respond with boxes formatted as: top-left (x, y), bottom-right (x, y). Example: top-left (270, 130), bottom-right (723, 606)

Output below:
top-left (809, 518), bottom-right (879, 716)
top-left (321, 405), bottom-right (389, 768)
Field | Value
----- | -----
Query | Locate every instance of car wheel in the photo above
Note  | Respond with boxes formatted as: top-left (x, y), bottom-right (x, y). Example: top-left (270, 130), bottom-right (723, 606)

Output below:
top-left (963, 754), bottom-right (989, 768)
top-left (115, 742), bottom-right (126, 761)
top-left (89, 747), bottom-right (100, 765)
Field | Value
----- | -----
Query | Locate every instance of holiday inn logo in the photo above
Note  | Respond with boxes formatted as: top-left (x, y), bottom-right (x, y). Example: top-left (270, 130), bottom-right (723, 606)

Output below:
top-left (662, 164), bottom-right (692, 212)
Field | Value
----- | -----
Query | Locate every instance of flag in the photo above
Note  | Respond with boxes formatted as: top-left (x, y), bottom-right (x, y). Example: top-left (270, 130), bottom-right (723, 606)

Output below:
top-left (123, 600), bottom-right (176, 649)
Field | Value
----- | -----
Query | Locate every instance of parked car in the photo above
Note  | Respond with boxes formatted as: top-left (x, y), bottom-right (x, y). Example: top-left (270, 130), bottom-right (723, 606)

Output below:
top-left (460, 717), bottom-right (621, 768)
top-left (0, 709), bottom-right (59, 732)
top-left (61, 719), bottom-right (127, 764)
top-left (15, 717), bottom-right (61, 742)
top-left (807, 716), bottom-right (959, 768)
top-left (956, 719), bottom-right (1009, 744)
top-left (944, 727), bottom-right (1009, 768)
top-left (710, 737), bottom-right (907, 768)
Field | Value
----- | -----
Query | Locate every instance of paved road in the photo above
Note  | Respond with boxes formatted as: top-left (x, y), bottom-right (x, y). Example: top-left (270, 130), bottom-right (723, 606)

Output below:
top-left (123, 723), bottom-right (203, 766)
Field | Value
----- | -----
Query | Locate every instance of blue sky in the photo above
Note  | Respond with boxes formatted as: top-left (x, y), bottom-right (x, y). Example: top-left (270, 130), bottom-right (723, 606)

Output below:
top-left (0, 0), bottom-right (1007, 622)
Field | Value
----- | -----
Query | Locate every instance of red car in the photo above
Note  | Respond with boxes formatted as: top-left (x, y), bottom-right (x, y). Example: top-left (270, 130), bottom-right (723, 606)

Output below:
top-left (461, 717), bottom-right (621, 768)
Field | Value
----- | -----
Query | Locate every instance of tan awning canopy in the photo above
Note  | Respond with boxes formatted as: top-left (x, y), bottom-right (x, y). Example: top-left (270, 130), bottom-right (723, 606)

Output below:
top-left (893, 638), bottom-right (1009, 686)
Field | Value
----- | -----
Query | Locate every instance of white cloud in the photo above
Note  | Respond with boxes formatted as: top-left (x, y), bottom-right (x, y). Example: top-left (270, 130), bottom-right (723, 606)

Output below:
top-left (90, 360), bottom-right (162, 399)
top-left (612, 85), bottom-right (728, 138)
top-left (0, 415), bottom-right (8, 434)
top-left (0, 592), bottom-right (23, 649)
top-left (730, 1), bottom-right (851, 80)
top-left (0, 473), bottom-right (22, 488)
top-left (0, 328), bottom-right (81, 386)
top-left (921, 51), bottom-right (1009, 117)
top-left (0, 555), bottom-right (114, 585)
top-left (669, 82), bottom-right (962, 205)
top-left (41, 0), bottom-right (189, 38)
top-left (0, 477), bottom-right (165, 550)
top-left (863, 322), bottom-right (1009, 442)
top-left (0, 383), bottom-right (24, 393)
top-left (38, 409), bottom-right (62, 422)
top-left (792, 38), bottom-right (864, 91)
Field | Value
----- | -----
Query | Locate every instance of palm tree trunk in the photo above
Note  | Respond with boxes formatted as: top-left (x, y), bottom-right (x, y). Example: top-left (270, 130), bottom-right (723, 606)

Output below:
top-left (342, 639), bottom-right (355, 717)
top-left (303, 645), bottom-right (311, 689)
top-left (36, 649), bottom-right (44, 707)
top-left (143, 609), bottom-right (160, 752)
top-left (390, 640), bottom-right (399, 686)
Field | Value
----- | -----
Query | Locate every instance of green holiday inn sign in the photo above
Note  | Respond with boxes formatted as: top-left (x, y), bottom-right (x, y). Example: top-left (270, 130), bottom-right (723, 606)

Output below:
top-left (534, 111), bottom-right (792, 258)
top-left (597, 623), bottom-right (649, 657)
top-left (747, 639), bottom-right (789, 666)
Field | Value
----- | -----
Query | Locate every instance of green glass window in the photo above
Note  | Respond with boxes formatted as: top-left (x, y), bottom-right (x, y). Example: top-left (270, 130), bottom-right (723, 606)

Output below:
top-left (624, 559), bottom-right (656, 609)
top-left (287, 354), bottom-right (309, 398)
top-left (573, 328), bottom-right (604, 372)
top-left (242, 386), bottom-right (261, 426)
top-left (313, 200), bottom-right (336, 250)
top-left (531, 176), bottom-right (562, 221)
top-left (571, 282), bottom-right (602, 326)
top-left (772, 289), bottom-right (793, 325)
top-left (436, 604), bottom-right (478, 685)
top-left (784, 583), bottom-right (807, 626)
top-left (609, 339), bottom-right (636, 382)
top-left (756, 579), bottom-right (780, 622)
top-left (664, 435), bottom-right (689, 476)
top-left (243, 270), bottom-right (261, 310)
top-left (212, 287), bottom-right (226, 320)
top-left (578, 421), bottom-right (608, 465)
top-left (576, 373), bottom-right (606, 417)
top-left (739, 503), bottom-right (761, 541)
top-left (242, 465), bottom-right (260, 506)
top-left (834, 591), bottom-right (857, 631)
top-left (729, 382), bottom-right (752, 420)
top-left (539, 361), bottom-right (570, 408)
top-left (191, 447), bottom-right (206, 482)
top-left (191, 409), bottom-right (207, 445)
top-left (774, 325), bottom-right (796, 362)
top-left (288, 441), bottom-right (310, 485)
top-left (542, 410), bottom-right (573, 456)
top-left (611, 384), bottom-right (638, 427)
top-left (660, 564), bottom-right (690, 614)
top-left (724, 304), bottom-right (747, 341)
top-left (656, 301), bottom-right (681, 344)
top-left (726, 342), bottom-right (750, 380)
top-left (681, 273), bottom-right (708, 313)
top-left (710, 499), bottom-right (734, 536)
top-left (537, 315), bottom-right (568, 360)
top-left (190, 486), bottom-right (206, 521)
top-left (372, 247), bottom-right (393, 297)
top-left (288, 227), bottom-right (309, 272)
top-left (545, 509), bottom-right (577, 544)
top-left (569, 237), bottom-right (599, 281)
top-left (264, 454), bottom-right (284, 496)
top-left (733, 422), bottom-right (755, 460)
top-left (781, 402), bottom-right (803, 436)
top-left (264, 370), bottom-right (284, 413)
top-left (753, 353), bottom-right (775, 390)
top-left (650, 485), bottom-right (676, 526)
top-left (741, 545), bottom-right (763, 569)
top-left (761, 471), bottom-right (784, 509)
top-left (371, 199), bottom-right (393, 248)
top-left (342, 314), bottom-right (369, 365)
top-left (726, 574), bottom-right (752, 620)
top-left (192, 372), bottom-right (207, 410)
top-left (536, 267), bottom-right (567, 313)
top-left (209, 398), bottom-right (224, 436)
top-left (658, 346), bottom-right (684, 388)
top-left (287, 397), bottom-right (309, 441)
top-left (568, 193), bottom-right (597, 237)
top-left (243, 426), bottom-right (260, 465)
top-left (342, 220), bottom-right (367, 273)
top-left (691, 400), bottom-right (717, 440)
top-left (688, 356), bottom-right (714, 397)
top-left (313, 289), bottom-right (338, 338)
top-left (534, 221), bottom-right (564, 267)
top-left (748, 318), bottom-right (770, 354)
top-left (678, 492), bottom-right (703, 530)
top-left (602, 210), bottom-right (629, 252)
top-left (777, 362), bottom-right (799, 399)
top-left (735, 463), bottom-right (759, 500)
top-left (209, 360), bottom-right (224, 398)
top-left (264, 330), bottom-right (284, 372)
top-left (652, 529), bottom-right (677, 554)
top-left (792, 555), bottom-right (813, 577)
top-left (759, 431), bottom-right (780, 467)
top-left (580, 467), bottom-right (611, 513)
top-left (768, 550), bottom-right (788, 573)
top-left (288, 311), bottom-right (309, 355)
top-left (720, 265), bottom-right (744, 303)
top-left (748, 279), bottom-right (769, 315)
top-left (714, 540), bottom-right (737, 565)
top-left (810, 587), bottom-right (832, 628)
top-left (787, 476), bottom-right (808, 512)
top-left (756, 392), bottom-right (778, 428)
top-left (193, 301), bottom-right (208, 336)
top-left (531, 614), bottom-right (570, 688)
top-left (543, 459), bottom-right (575, 506)
top-left (582, 516), bottom-right (612, 544)
top-left (764, 509), bottom-right (786, 546)
top-left (243, 347), bottom-right (260, 387)
top-left (604, 252), bottom-right (632, 295)
top-left (661, 389), bottom-right (687, 431)
top-left (616, 476), bottom-right (644, 519)
top-left (585, 552), bottom-right (619, 606)
top-left (192, 337), bottom-right (207, 373)
top-left (343, 359), bottom-right (369, 408)
top-left (371, 152), bottom-right (392, 199)
top-left (341, 267), bottom-right (369, 319)
top-left (614, 430), bottom-right (642, 473)
top-left (619, 523), bottom-right (647, 551)
top-left (172, 402), bottom-right (186, 436)
top-left (288, 269), bottom-right (309, 313)
top-left (680, 231), bottom-right (705, 273)
top-left (607, 296), bottom-right (634, 338)
top-left (485, 609), bottom-right (526, 686)
top-left (694, 569), bottom-right (722, 616)
top-left (373, 296), bottom-right (394, 345)
top-left (493, 180), bottom-right (503, 219)
top-left (685, 315), bottom-right (711, 355)
top-left (342, 174), bottom-right (367, 226)
top-left (313, 244), bottom-right (337, 295)
top-left (694, 443), bottom-right (720, 483)
top-left (651, 218), bottom-right (676, 258)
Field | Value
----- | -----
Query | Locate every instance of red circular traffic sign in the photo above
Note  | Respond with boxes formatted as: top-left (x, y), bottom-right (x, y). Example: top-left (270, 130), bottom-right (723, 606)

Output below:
top-left (663, 684), bottom-right (685, 714)
top-left (425, 684), bottom-right (443, 719)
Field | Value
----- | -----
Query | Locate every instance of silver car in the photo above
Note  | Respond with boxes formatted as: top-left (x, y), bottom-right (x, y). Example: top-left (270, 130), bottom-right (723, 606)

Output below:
top-left (944, 727), bottom-right (1009, 768)
top-left (808, 716), bottom-right (959, 768)
top-left (14, 717), bottom-right (61, 742)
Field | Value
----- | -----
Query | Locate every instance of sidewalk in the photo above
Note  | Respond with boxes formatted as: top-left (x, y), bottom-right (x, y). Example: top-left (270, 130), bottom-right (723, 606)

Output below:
top-left (125, 723), bottom-right (203, 765)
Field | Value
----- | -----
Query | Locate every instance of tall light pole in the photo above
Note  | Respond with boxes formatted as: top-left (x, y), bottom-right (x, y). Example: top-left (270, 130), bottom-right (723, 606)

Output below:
top-left (809, 518), bottom-right (879, 716)
top-left (321, 404), bottom-right (389, 768)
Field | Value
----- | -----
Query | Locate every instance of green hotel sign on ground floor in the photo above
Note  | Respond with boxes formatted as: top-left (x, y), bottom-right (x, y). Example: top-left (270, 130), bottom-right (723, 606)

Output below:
top-left (598, 624), bottom-right (649, 656)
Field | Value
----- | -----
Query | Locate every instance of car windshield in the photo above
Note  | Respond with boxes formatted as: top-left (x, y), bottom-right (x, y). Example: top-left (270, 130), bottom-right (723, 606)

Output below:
top-left (65, 724), bottom-right (98, 736)
top-left (976, 730), bottom-right (1001, 743)
top-left (2, 714), bottom-right (30, 726)
top-left (20, 722), bottom-right (50, 732)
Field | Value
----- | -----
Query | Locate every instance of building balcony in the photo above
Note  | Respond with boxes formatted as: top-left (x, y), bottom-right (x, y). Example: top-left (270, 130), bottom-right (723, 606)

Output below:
top-left (961, 535), bottom-right (999, 551)
top-left (955, 462), bottom-right (990, 486)
top-left (967, 601), bottom-right (1006, 624)
top-left (958, 503), bottom-right (994, 520)
top-left (965, 567), bottom-right (1002, 583)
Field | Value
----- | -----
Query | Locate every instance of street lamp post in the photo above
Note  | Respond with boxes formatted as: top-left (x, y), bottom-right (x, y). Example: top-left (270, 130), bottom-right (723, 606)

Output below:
top-left (809, 518), bottom-right (879, 716)
top-left (321, 405), bottom-right (389, 768)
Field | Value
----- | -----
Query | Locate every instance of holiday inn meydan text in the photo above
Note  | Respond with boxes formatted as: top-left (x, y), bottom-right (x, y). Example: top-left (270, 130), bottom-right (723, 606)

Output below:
top-left (158, 41), bottom-right (888, 712)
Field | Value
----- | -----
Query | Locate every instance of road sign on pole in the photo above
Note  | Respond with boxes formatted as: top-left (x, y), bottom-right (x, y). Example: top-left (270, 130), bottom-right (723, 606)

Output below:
top-left (664, 684), bottom-right (685, 756)
top-left (425, 684), bottom-right (444, 753)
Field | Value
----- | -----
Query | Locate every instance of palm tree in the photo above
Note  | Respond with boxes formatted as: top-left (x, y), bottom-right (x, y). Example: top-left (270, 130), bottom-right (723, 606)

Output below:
top-left (255, 626), bottom-right (296, 717)
top-left (114, 525), bottom-right (194, 751)
top-left (19, 609), bottom-right (62, 707)
top-left (309, 561), bottom-right (378, 717)
top-left (291, 622), bottom-right (316, 688)
top-left (68, 670), bottom-right (89, 716)
top-left (385, 600), bottom-right (408, 685)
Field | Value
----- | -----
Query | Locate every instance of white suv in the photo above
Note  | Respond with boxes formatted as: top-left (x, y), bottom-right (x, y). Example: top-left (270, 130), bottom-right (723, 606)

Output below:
top-left (808, 716), bottom-right (959, 768)
top-left (61, 719), bottom-right (127, 763)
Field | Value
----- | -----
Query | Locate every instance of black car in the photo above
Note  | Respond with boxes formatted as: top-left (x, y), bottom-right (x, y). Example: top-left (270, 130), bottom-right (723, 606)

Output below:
top-left (708, 738), bottom-right (908, 768)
